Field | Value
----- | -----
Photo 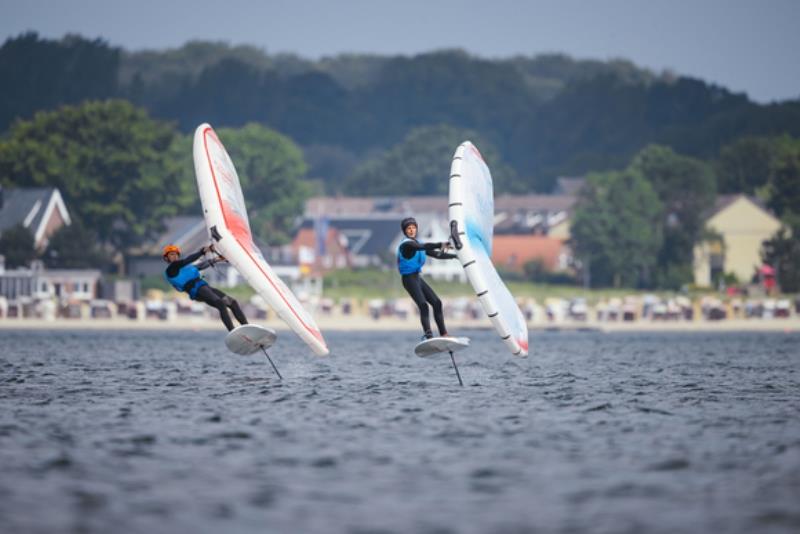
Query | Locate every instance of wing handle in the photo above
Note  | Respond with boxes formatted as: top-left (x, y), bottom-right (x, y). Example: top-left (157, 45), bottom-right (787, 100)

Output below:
top-left (449, 220), bottom-right (463, 250)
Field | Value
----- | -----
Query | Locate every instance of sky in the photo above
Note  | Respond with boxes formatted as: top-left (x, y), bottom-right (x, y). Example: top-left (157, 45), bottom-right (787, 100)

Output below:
top-left (1, 0), bottom-right (798, 103)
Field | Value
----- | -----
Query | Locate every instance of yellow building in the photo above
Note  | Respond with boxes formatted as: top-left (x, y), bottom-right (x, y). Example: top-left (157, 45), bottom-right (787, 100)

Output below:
top-left (693, 195), bottom-right (782, 287)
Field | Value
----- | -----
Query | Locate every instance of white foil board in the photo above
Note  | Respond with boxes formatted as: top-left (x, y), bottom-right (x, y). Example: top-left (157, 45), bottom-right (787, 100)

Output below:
top-left (225, 324), bottom-right (277, 355)
top-left (414, 336), bottom-right (470, 358)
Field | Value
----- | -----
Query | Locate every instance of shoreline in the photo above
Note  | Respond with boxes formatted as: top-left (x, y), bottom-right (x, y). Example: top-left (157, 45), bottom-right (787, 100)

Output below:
top-left (1, 317), bottom-right (799, 333)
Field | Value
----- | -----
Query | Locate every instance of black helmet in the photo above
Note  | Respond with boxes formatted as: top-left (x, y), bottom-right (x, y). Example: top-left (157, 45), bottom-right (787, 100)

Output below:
top-left (401, 217), bottom-right (417, 234)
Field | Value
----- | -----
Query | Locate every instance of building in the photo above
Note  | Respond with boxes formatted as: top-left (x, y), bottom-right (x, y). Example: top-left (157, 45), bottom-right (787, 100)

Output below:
top-left (305, 195), bottom-right (577, 237)
top-left (0, 259), bottom-right (100, 301)
top-left (693, 195), bottom-right (783, 287)
top-left (0, 187), bottom-right (71, 250)
top-left (292, 224), bottom-right (351, 274)
top-left (492, 194), bottom-right (575, 235)
top-left (492, 235), bottom-right (569, 273)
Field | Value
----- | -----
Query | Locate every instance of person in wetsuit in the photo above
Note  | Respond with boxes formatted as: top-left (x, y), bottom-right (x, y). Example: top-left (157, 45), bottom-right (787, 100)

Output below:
top-left (397, 217), bottom-right (457, 340)
top-left (162, 244), bottom-right (248, 332)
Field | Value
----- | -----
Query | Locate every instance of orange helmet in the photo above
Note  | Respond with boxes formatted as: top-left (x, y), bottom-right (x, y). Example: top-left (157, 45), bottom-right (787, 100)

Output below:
top-left (162, 244), bottom-right (181, 259)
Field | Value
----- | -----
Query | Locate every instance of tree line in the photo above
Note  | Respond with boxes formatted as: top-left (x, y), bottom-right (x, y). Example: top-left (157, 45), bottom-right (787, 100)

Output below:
top-left (2, 33), bottom-right (800, 194)
top-left (0, 33), bottom-right (798, 291)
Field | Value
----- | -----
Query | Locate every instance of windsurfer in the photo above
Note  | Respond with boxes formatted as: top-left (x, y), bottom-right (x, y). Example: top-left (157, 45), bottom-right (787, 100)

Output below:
top-left (397, 217), bottom-right (457, 340)
top-left (162, 244), bottom-right (248, 331)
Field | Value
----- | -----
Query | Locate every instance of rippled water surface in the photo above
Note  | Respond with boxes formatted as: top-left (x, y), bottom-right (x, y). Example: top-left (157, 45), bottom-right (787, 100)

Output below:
top-left (1, 329), bottom-right (799, 534)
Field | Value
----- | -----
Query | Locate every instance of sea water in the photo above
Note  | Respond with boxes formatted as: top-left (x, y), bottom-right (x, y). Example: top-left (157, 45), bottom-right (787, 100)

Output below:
top-left (0, 329), bottom-right (798, 534)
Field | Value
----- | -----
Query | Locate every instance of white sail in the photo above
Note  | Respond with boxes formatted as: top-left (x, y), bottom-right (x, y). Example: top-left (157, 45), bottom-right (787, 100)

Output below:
top-left (448, 141), bottom-right (529, 357)
top-left (193, 123), bottom-right (329, 356)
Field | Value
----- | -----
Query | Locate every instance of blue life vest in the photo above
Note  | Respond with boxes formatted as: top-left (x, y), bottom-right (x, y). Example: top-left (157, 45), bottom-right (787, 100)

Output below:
top-left (397, 237), bottom-right (426, 275)
top-left (165, 264), bottom-right (207, 299)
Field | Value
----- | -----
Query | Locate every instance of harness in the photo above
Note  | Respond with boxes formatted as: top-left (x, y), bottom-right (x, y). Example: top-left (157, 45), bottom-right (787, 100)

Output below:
top-left (165, 263), bottom-right (208, 299)
top-left (397, 237), bottom-right (426, 275)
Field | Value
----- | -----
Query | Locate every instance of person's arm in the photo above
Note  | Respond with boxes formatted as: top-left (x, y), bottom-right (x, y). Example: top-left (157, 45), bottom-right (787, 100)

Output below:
top-left (426, 249), bottom-right (457, 260)
top-left (400, 241), bottom-right (446, 259)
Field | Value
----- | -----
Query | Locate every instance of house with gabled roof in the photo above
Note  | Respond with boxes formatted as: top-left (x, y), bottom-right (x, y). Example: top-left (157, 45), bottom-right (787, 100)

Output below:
top-left (0, 187), bottom-right (71, 250)
top-left (693, 194), bottom-right (783, 287)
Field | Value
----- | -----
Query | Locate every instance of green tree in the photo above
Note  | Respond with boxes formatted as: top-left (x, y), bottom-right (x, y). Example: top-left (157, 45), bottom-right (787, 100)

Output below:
top-left (630, 145), bottom-right (716, 287)
top-left (765, 136), bottom-right (800, 219)
top-left (0, 100), bottom-right (183, 254)
top-left (0, 32), bottom-right (120, 131)
top-left (570, 170), bottom-right (663, 288)
top-left (303, 144), bottom-right (358, 194)
top-left (167, 123), bottom-right (311, 244)
top-left (761, 214), bottom-right (800, 293)
top-left (715, 136), bottom-right (776, 194)
top-left (344, 124), bottom-right (519, 195)
top-left (165, 132), bottom-right (201, 214)
top-left (212, 124), bottom-right (310, 245)
top-left (42, 221), bottom-right (107, 269)
top-left (0, 224), bottom-right (36, 268)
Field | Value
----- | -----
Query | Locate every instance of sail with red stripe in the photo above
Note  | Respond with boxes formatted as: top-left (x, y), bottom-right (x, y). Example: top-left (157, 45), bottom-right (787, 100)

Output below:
top-left (193, 123), bottom-right (329, 356)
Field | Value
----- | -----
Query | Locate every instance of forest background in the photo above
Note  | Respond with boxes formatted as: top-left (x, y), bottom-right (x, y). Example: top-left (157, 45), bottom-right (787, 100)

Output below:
top-left (0, 33), bottom-right (798, 291)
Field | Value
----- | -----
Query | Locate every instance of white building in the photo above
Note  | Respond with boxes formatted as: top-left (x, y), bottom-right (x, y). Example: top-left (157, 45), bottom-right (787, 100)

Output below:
top-left (0, 258), bottom-right (101, 301)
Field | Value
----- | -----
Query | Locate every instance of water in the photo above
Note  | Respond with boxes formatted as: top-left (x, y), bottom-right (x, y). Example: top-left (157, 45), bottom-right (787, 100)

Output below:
top-left (1, 329), bottom-right (798, 534)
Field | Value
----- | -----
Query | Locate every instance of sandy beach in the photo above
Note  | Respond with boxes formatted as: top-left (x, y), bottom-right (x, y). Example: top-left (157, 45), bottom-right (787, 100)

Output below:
top-left (1, 315), bottom-right (799, 333)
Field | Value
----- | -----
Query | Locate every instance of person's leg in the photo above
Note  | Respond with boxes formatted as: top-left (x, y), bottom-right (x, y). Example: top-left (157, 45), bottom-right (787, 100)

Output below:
top-left (402, 273), bottom-right (432, 337)
top-left (211, 287), bottom-right (248, 326)
top-left (195, 285), bottom-right (235, 331)
top-left (420, 278), bottom-right (447, 336)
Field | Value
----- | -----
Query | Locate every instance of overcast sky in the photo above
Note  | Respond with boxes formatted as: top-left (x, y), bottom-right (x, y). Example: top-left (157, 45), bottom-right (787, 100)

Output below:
top-left (2, 0), bottom-right (798, 103)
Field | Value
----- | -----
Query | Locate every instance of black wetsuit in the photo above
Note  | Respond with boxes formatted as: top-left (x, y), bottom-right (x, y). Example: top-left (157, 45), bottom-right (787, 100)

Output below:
top-left (165, 250), bottom-right (248, 331)
top-left (399, 240), bottom-right (457, 338)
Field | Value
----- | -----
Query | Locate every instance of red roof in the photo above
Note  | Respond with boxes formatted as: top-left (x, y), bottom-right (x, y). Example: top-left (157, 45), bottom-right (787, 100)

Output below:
top-left (492, 235), bottom-right (564, 272)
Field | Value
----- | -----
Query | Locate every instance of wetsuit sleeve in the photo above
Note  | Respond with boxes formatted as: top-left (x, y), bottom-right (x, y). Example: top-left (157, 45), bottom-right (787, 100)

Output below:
top-left (165, 249), bottom-right (205, 277)
top-left (426, 250), bottom-right (457, 260)
top-left (400, 241), bottom-right (442, 259)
